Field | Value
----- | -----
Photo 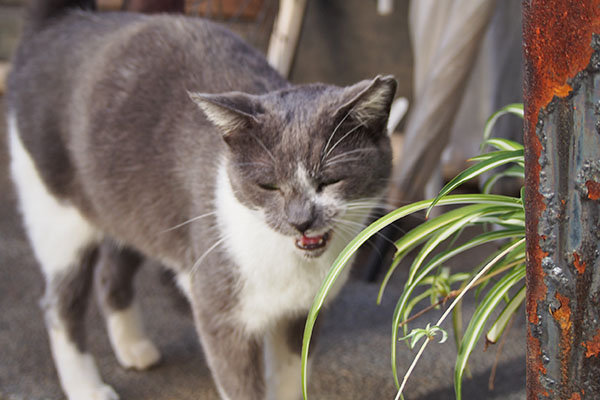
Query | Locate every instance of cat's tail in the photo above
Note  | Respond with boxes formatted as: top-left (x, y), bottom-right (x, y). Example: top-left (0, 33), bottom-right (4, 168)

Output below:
top-left (25, 0), bottom-right (96, 34)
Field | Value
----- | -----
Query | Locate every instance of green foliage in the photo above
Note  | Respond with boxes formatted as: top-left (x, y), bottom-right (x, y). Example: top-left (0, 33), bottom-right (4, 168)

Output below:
top-left (399, 323), bottom-right (448, 349)
top-left (301, 104), bottom-right (525, 400)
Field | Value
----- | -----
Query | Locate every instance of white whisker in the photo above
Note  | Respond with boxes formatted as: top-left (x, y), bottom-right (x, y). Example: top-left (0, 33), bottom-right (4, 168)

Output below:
top-left (324, 148), bottom-right (377, 166)
top-left (233, 161), bottom-right (273, 169)
top-left (324, 157), bottom-right (363, 168)
top-left (325, 122), bottom-right (365, 159)
top-left (332, 226), bottom-right (361, 245)
top-left (342, 208), bottom-right (412, 236)
top-left (346, 197), bottom-right (383, 205)
top-left (333, 218), bottom-right (398, 249)
top-left (345, 198), bottom-right (426, 215)
top-left (332, 223), bottom-right (386, 259)
top-left (359, 233), bottom-right (384, 259)
top-left (322, 106), bottom-right (354, 160)
top-left (332, 219), bottom-right (367, 236)
top-left (161, 211), bottom-right (217, 233)
top-left (333, 147), bottom-right (376, 159)
top-left (345, 203), bottom-right (378, 209)
top-left (191, 236), bottom-right (229, 272)
top-left (332, 227), bottom-right (354, 243)
top-left (249, 133), bottom-right (276, 163)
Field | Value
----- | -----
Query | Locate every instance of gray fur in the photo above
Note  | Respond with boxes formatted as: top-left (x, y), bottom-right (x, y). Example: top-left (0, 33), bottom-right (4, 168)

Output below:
top-left (95, 241), bottom-right (143, 312)
top-left (7, 1), bottom-right (396, 398)
top-left (286, 314), bottom-right (321, 356)
top-left (42, 244), bottom-right (99, 352)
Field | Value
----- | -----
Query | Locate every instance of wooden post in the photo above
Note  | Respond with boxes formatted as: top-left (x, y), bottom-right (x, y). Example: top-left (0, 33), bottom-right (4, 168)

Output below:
top-left (266, 0), bottom-right (307, 77)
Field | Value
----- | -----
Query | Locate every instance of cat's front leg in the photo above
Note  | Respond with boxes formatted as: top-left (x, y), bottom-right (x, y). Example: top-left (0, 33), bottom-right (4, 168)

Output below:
top-left (264, 315), bottom-right (321, 400)
top-left (188, 290), bottom-right (265, 400)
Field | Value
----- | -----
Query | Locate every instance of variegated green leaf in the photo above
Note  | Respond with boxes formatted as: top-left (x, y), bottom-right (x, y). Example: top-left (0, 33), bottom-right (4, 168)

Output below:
top-left (380, 201), bottom-right (522, 303)
top-left (482, 165), bottom-right (525, 194)
top-left (426, 151), bottom-right (524, 216)
top-left (486, 284), bottom-right (525, 344)
top-left (481, 103), bottom-right (524, 146)
top-left (482, 137), bottom-right (524, 152)
top-left (454, 265), bottom-right (526, 400)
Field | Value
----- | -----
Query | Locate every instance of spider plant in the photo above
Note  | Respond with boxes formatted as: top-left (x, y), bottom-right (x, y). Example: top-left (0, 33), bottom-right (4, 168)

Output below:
top-left (301, 103), bottom-right (525, 400)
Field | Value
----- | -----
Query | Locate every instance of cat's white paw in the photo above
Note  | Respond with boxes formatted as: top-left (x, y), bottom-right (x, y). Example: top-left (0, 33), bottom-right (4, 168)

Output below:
top-left (115, 338), bottom-right (161, 370)
top-left (107, 306), bottom-right (161, 370)
top-left (66, 383), bottom-right (119, 400)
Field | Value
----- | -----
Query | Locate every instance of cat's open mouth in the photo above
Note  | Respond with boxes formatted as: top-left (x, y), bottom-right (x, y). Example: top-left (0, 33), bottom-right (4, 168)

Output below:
top-left (295, 231), bottom-right (331, 253)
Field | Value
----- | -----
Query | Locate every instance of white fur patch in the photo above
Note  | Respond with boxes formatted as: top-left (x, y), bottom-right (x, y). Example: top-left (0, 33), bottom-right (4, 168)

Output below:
top-left (214, 161), bottom-right (352, 334)
top-left (48, 325), bottom-right (119, 400)
top-left (295, 165), bottom-right (315, 195)
top-left (106, 305), bottom-right (161, 370)
top-left (264, 324), bottom-right (305, 400)
top-left (8, 113), bottom-right (100, 275)
top-left (9, 112), bottom-right (113, 399)
top-left (176, 271), bottom-right (193, 301)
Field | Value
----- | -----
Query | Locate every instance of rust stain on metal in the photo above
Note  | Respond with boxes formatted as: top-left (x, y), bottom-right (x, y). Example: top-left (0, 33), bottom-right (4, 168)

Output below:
top-left (552, 292), bottom-right (573, 390)
top-left (552, 292), bottom-right (572, 334)
top-left (568, 392), bottom-right (582, 400)
top-left (525, 249), bottom-right (548, 327)
top-left (583, 329), bottom-right (600, 358)
top-left (527, 329), bottom-right (547, 377)
top-left (573, 251), bottom-right (587, 275)
top-left (585, 179), bottom-right (600, 199)
top-left (523, 0), bottom-right (600, 117)
top-left (554, 83), bottom-right (573, 97)
top-left (523, 0), bottom-right (600, 397)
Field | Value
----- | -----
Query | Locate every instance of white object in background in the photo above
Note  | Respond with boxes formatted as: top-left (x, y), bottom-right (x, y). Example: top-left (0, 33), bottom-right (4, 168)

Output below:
top-left (267, 0), bottom-right (308, 78)
top-left (389, 0), bottom-right (497, 203)
top-left (377, 0), bottom-right (394, 16)
top-left (386, 97), bottom-right (409, 135)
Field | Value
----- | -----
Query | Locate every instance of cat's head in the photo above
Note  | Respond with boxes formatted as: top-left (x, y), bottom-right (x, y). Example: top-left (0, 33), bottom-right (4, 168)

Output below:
top-left (190, 76), bottom-right (397, 257)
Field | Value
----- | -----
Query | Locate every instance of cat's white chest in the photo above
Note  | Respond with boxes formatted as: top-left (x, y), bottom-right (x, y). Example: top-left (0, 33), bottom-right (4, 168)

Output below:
top-left (214, 164), bottom-right (349, 333)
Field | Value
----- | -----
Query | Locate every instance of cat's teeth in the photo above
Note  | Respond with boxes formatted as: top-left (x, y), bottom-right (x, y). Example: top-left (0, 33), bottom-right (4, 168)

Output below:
top-left (295, 231), bottom-right (331, 252)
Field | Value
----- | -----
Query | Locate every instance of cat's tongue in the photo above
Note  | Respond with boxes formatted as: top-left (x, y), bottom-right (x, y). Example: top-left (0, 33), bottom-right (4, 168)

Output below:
top-left (295, 232), bottom-right (330, 251)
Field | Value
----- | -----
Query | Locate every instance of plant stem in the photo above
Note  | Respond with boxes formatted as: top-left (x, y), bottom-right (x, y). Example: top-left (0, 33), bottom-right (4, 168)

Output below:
top-left (397, 258), bottom-right (525, 329)
top-left (472, 258), bottom-right (524, 287)
top-left (398, 294), bottom-right (455, 328)
top-left (394, 337), bottom-right (432, 400)
top-left (488, 305), bottom-right (518, 390)
top-left (435, 239), bottom-right (524, 334)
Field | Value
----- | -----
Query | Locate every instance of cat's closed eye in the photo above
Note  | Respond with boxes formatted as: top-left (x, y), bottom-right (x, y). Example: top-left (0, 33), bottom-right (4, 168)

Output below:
top-left (258, 183), bottom-right (279, 191)
top-left (317, 178), bottom-right (343, 192)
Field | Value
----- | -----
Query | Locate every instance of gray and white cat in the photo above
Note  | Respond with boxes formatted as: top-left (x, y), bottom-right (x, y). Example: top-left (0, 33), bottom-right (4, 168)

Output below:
top-left (6, 0), bottom-right (396, 399)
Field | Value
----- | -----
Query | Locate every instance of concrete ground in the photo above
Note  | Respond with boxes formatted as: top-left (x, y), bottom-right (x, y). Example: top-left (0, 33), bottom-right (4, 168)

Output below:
top-left (0, 94), bottom-right (525, 399)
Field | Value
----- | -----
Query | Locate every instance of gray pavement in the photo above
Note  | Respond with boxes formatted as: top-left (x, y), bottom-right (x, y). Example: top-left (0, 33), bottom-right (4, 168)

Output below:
top-left (0, 96), bottom-right (525, 399)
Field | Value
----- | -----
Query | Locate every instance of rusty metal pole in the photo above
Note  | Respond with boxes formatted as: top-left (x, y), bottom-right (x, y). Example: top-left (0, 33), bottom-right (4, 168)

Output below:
top-left (523, 1), bottom-right (600, 398)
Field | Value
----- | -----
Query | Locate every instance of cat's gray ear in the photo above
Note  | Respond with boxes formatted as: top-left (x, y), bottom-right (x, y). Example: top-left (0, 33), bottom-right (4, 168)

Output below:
top-left (337, 75), bottom-right (398, 130)
top-left (188, 91), bottom-right (262, 138)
